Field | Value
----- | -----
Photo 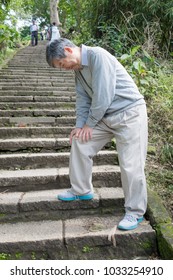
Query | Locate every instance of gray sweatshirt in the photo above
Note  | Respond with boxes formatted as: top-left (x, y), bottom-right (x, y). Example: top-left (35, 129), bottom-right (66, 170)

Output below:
top-left (75, 44), bottom-right (145, 128)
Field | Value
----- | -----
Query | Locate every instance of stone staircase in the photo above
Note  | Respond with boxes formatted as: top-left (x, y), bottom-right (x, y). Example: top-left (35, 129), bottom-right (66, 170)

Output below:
top-left (0, 41), bottom-right (157, 260)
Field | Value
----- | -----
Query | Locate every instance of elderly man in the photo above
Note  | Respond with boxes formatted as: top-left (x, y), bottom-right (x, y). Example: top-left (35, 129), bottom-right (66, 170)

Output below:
top-left (46, 38), bottom-right (148, 230)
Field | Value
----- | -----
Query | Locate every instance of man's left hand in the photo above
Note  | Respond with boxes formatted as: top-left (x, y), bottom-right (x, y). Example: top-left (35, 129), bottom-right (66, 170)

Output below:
top-left (70, 125), bottom-right (93, 143)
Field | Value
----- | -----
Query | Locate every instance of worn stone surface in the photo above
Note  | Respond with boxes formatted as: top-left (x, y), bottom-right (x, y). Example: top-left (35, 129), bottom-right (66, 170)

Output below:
top-left (0, 127), bottom-right (71, 139)
top-left (65, 216), bottom-right (157, 259)
top-left (20, 189), bottom-right (100, 212)
top-left (98, 187), bottom-right (124, 208)
top-left (0, 166), bottom-right (121, 192)
top-left (0, 191), bottom-right (22, 213)
top-left (0, 188), bottom-right (124, 222)
top-left (0, 168), bottom-right (58, 187)
top-left (0, 214), bottom-right (158, 259)
top-left (0, 220), bottom-right (63, 253)
top-left (0, 150), bottom-right (117, 170)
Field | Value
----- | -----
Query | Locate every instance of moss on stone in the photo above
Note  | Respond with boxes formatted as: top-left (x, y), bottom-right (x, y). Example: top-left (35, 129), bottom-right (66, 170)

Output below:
top-left (0, 213), bottom-right (6, 218)
top-left (156, 223), bottom-right (173, 259)
top-left (147, 188), bottom-right (172, 225)
top-left (140, 240), bottom-right (153, 250)
top-left (146, 188), bottom-right (173, 259)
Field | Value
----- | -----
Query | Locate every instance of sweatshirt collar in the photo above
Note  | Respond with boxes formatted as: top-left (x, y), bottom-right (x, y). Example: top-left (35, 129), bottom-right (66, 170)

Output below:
top-left (81, 44), bottom-right (89, 66)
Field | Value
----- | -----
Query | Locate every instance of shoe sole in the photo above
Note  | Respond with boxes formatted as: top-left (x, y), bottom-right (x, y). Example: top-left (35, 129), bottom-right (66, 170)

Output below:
top-left (118, 217), bottom-right (144, 231)
top-left (57, 194), bottom-right (94, 201)
top-left (118, 224), bottom-right (138, 230)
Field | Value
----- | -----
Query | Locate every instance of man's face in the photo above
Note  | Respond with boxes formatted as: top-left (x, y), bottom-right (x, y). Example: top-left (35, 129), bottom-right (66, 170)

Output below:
top-left (52, 47), bottom-right (81, 70)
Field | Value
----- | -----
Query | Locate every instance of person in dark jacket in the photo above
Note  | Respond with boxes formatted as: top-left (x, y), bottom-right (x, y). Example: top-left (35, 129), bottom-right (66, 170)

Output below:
top-left (30, 20), bottom-right (38, 46)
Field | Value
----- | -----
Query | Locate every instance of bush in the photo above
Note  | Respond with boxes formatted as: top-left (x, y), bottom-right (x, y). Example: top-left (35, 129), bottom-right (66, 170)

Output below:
top-left (0, 23), bottom-right (19, 51)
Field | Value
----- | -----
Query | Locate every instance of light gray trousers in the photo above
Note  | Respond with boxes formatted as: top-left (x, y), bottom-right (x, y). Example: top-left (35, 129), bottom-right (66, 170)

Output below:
top-left (69, 104), bottom-right (148, 218)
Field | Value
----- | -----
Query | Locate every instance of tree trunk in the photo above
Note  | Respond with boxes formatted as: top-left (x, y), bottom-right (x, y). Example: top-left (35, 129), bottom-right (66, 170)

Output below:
top-left (50, 0), bottom-right (61, 26)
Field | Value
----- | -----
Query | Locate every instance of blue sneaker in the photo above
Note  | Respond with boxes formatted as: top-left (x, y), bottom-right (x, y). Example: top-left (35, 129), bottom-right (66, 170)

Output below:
top-left (118, 214), bottom-right (144, 230)
top-left (57, 190), bottom-right (94, 201)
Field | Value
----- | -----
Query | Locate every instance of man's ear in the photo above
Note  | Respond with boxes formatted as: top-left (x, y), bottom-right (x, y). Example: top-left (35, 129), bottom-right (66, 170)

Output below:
top-left (64, 47), bottom-right (73, 54)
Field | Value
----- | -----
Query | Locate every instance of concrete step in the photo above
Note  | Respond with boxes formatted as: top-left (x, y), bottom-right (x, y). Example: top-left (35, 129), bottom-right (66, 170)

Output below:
top-left (0, 109), bottom-right (75, 117)
top-left (0, 150), bottom-right (118, 169)
top-left (0, 77), bottom-right (75, 83)
top-left (0, 101), bottom-right (75, 110)
top-left (0, 165), bottom-right (121, 192)
top-left (0, 81), bottom-right (74, 87)
top-left (0, 127), bottom-right (72, 138)
top-left (14, 52), bottom-right (46, 56)
top-left (0, 215), bottom-right (157, 259)
top-left (0, 187), bottom-right (124, 222)
top-left (3, 67), bottom-right (74, 73)
top-left (0, 96), bottom-right (76, 102)
top-left (0, 116), bottom-right (76, 127)
top-left (0, 137), bottom-right (71, 152)
top-left (0, 137), bottom-right (113, 153)
top-left (0, 76), bottom-right (74, 83)
top-left (0, 86), bottom-right (75, 91)
top-left (7, 63), bottom-right (51, 68)
top-left (0, 70), bottom-right (74, 77)
top-left (0, 91), bottom-right (76, 96)
top-left (9, 58), bottom-right (47, 63)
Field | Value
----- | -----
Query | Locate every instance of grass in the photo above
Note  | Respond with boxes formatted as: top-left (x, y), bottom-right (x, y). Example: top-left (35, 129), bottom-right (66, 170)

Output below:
top-left (0, 39), bottom-right (30, 70)
top-left (0, 47), bottom-right (16, 69)
top-left (146, 63), bottom-right (173, 220)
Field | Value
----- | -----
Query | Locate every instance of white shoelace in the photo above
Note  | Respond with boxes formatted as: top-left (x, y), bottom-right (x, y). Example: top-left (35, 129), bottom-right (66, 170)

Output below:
top-left (124, 214), bottom-right (137, 222)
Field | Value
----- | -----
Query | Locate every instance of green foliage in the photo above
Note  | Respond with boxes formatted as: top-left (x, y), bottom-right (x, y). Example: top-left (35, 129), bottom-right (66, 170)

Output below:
top-left (31, 251), bottom-right (36, 260)
top-left (0, 2), bottom-right (20, 54)
top-left (161, 144), bottom-right (173, 165)
top-left (0, 252), bottom-right (23, 260)
top-left (119, 46), bottom-right (158, 98)
top-left (0, 253), bottom-right (11, 260)
top-left (0, 24), bottom-right (19, 50)
top-left (0, 46), bottom-right (15, 68)
top-left (82, 246), bottom-right (93, 253)
top-left (90, 23), bottom-right (127, 55)
top-left (59, 0), bottom-right (79, 31)
top-left (147, 69), bottom-right (173, 167)
top-left (59, 0), bottom-right (173, 56)
top-left (119, 47), bottom-right (172, 169)
top-left (20, 0), bottom-right (50, 27)
top-left (20, 25), bottom-right (30, 39)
